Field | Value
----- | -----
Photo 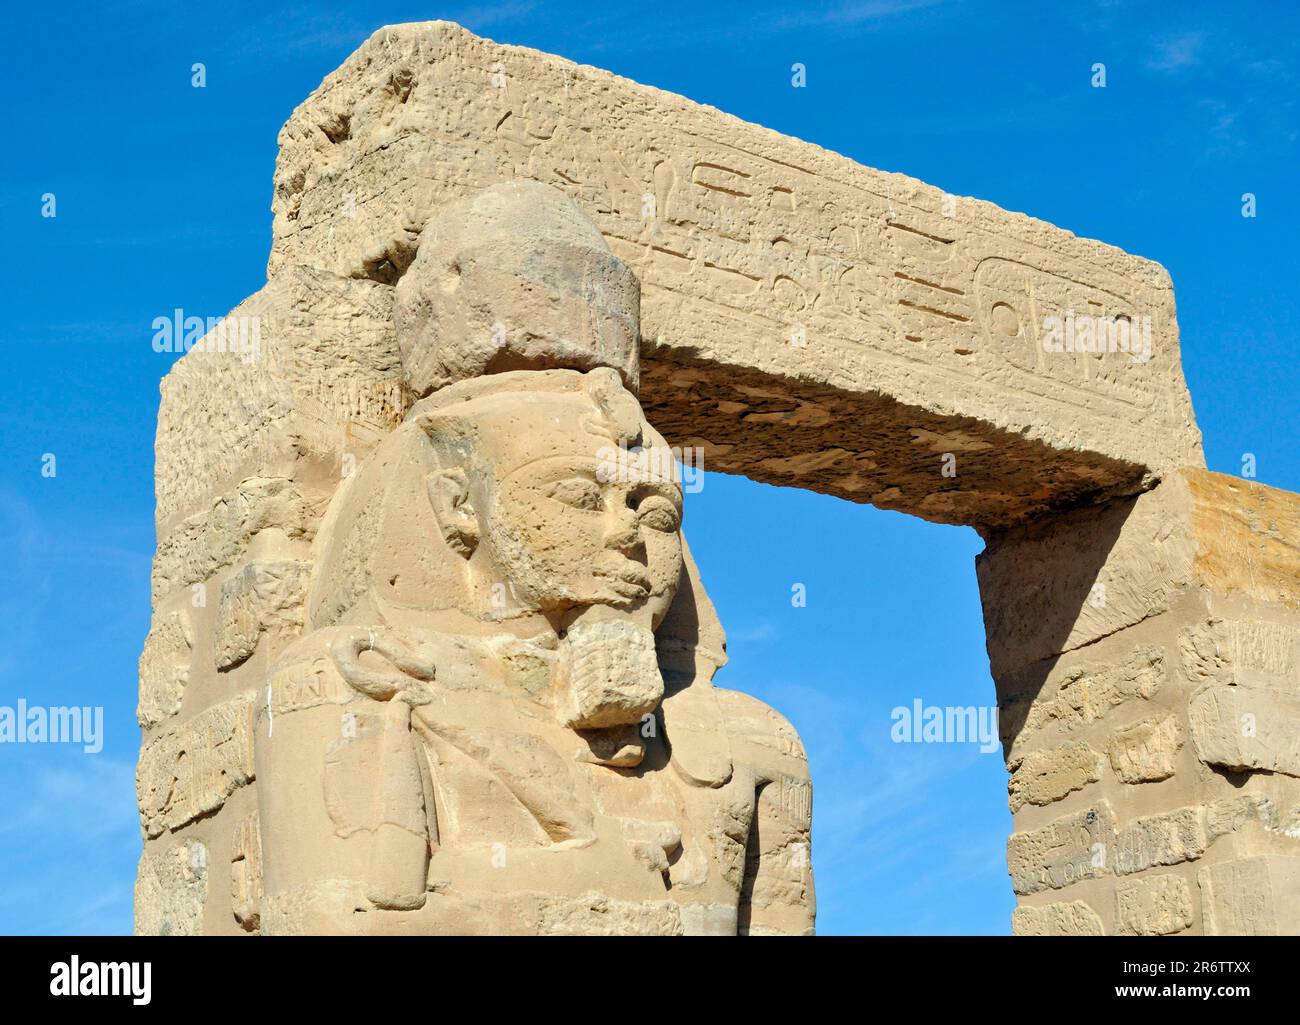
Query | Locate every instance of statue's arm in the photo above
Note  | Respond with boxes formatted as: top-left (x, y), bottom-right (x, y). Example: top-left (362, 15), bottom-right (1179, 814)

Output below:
top-left (715, 688), bottom-right (817, 936)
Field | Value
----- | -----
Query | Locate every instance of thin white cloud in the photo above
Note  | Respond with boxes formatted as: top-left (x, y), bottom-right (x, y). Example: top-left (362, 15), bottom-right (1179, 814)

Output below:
top-left (0, 757), bottom-right (138, 842)
top-left (1148, 31), bottom-right (1206, 72)
top-left (776, 0), bottom-right (943, 29)
top-left (726, 621), bottom-right (778, 644)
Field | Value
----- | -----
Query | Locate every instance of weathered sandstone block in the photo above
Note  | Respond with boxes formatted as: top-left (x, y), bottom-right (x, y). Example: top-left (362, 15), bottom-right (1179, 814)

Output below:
top-left (1199, 856), bottom-right (1300, 935)
top-left (1007, 803), bottom-right (1114, 896)
top-left (1204, 794), bottom-right (1279, 841)
top-left (394, 180), bottom-right (640, 395)
top-left (136, 693), bottom-right (256, 839)
top-left (214, 560), bottom-right (311, 671)
top-left (996, 644), bottom-right (1166, 764)
top-left (980, 468), bottom-right (1300, 676)
top-left (1114, 808), bottom-right (1207, 875)
top-left (1007, 741), bottom-right (1103, 812)
top-left (1109, 715), bottom-right (1182, 784)
top-left (133, 841), bottom-right (208, 937)
top-left (1189, 686), bottom-right (1300, 778)
top-left (1115, 874), bottom-right (1193, 935)
top-left (151, 477), bottom-right (315, 606)
top-left (1011, 900), bottom-right (1105, 936)
top-left (137, 608), bottom-right (194, 729)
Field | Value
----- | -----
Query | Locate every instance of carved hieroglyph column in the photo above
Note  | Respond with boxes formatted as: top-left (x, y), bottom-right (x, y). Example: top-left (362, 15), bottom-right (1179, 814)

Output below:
top-left (980, 470), bottom-right (1300, 934)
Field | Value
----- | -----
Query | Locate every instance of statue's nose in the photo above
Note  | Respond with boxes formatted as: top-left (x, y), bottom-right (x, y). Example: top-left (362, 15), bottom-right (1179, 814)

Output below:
top-left (603, 507), bottom-right (642, 552)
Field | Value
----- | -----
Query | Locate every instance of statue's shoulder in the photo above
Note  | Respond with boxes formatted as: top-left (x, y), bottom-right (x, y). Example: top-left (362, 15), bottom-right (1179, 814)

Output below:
top-left (712, 686), bottom-right (809, 779)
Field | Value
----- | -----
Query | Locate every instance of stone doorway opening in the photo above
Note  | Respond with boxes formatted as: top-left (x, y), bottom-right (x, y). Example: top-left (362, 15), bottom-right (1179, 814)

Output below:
top-left (683, 471), bottom-right (1012, 933)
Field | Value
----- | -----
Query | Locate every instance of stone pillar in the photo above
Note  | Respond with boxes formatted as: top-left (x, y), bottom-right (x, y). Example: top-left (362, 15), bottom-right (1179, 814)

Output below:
top-left (979, 468), bottom-right (1300, 935)
top-left (134, 269), bottom-right (405, 935)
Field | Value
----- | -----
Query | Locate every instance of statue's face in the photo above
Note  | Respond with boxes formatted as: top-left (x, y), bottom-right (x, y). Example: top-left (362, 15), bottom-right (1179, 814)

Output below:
top-left (476, 435), bottom-right (684, 626)
top-left (397, 372), bottom-right (681, 730)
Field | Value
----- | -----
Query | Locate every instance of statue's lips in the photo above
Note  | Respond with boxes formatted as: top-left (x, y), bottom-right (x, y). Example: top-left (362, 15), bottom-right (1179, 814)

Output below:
top-left (592, 560), bottom-right (652, 601)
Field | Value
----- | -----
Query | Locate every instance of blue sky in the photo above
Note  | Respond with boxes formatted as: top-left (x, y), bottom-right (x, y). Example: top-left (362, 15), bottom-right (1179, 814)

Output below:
top-left (0, 1), bottom-right (1295, 935)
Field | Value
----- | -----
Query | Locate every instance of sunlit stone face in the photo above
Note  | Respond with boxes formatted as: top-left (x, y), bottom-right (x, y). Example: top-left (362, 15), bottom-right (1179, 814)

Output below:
top-left (488, 452), bottom-right (681, 615)
top-left (417, 369), bottom-right (683, 729)
top-left (465, 391), bottom-right (684, 627)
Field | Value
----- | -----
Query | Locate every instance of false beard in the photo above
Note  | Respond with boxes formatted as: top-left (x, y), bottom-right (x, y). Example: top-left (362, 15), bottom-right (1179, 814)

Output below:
top-left (555, 615), bottom-right (665, 730)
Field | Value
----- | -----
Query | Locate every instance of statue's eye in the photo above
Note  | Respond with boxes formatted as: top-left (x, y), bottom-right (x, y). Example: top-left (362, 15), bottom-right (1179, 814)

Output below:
top-left (637, 495), bottom-right (680, 532)
top-left (546, 477), bottom-right (603, 511)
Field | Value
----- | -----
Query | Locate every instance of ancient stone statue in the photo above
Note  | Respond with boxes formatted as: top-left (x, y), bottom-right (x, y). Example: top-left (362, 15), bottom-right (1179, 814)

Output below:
top-left (139, 22), bottom-right (1300, 937)
top-left (251, 182), bottom-right (815, 935)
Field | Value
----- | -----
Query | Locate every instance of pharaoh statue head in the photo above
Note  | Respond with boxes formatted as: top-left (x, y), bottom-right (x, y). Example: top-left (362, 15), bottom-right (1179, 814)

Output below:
top-left (310, 183), bottom-right (681, 729)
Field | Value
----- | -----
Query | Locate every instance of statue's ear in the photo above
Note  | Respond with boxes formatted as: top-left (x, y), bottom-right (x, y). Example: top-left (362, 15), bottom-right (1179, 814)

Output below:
top-left (427, 467), bottom-right (478, 557)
